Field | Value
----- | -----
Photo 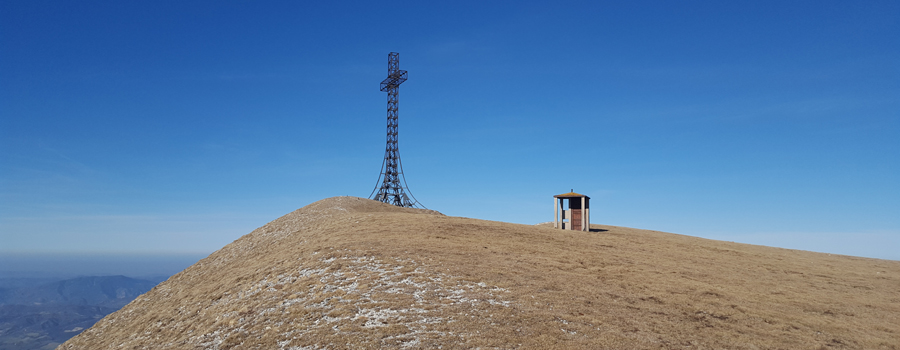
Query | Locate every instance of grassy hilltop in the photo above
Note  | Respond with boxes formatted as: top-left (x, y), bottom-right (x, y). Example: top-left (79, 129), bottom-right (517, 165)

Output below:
top-left (60, 197), bottom-right (900, 349)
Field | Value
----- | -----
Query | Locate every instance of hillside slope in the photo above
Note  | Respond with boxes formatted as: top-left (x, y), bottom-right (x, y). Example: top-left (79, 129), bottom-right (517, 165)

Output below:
top-left (60, 197), bottom-right (900, 349)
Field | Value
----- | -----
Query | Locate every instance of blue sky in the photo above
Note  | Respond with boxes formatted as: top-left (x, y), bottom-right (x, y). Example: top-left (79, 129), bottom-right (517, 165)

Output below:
top-left (2, 1), bottom-right (898, 260)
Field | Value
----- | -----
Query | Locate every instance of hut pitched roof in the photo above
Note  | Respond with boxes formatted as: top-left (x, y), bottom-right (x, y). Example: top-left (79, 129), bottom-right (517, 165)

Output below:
top-left (554, 192), bottom-right (590, 199)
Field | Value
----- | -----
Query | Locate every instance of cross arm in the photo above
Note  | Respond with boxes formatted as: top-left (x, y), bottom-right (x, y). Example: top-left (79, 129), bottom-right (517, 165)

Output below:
top-left (380, 70), bottom-right (408, 91)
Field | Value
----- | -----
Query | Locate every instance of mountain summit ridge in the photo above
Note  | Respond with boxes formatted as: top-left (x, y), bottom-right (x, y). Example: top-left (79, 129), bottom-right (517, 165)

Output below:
top-left (60, 196), bottom-right (900, 349)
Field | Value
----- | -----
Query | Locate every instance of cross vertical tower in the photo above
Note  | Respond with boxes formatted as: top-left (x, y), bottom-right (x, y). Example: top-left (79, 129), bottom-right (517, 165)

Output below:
top-left (369, 52), bottom-right (423, 208)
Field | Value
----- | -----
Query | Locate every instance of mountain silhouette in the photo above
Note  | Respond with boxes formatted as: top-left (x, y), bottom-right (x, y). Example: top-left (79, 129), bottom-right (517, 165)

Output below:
top-left (59, 197), bottom-right (899, 349)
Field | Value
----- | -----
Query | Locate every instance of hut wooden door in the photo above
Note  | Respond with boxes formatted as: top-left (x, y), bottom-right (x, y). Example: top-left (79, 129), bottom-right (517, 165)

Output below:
top-left (571, 209), bottom-right (582, 231)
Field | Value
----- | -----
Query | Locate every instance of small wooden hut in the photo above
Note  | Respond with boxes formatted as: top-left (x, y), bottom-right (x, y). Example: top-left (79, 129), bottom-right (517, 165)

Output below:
top-left (554, 191), bottom-right (591, 231)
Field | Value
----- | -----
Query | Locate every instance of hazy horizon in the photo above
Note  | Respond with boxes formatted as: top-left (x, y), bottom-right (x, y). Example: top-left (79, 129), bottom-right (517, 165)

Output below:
top-left (0, 252), bottom-right (206, 279)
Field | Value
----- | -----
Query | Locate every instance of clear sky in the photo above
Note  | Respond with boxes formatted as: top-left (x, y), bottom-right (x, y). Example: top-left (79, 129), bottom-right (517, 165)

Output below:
top-left (2, 1), bottom-right (898, 260)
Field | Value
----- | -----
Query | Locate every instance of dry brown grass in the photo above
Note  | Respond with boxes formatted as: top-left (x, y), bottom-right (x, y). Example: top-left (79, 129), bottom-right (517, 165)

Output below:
top-left (60, 197), bottom-right (900, 349)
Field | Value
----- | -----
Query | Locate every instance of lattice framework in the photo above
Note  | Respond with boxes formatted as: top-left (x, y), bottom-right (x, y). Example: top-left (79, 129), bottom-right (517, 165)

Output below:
top-left (369, 52), bottom-right (423, 208)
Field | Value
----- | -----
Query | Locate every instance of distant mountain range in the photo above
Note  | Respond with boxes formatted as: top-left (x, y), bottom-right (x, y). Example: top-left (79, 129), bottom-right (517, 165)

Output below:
top-left (0, 275), bottom-right (157, 309)
top-left (0, 275), bottom-right (160, 350)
